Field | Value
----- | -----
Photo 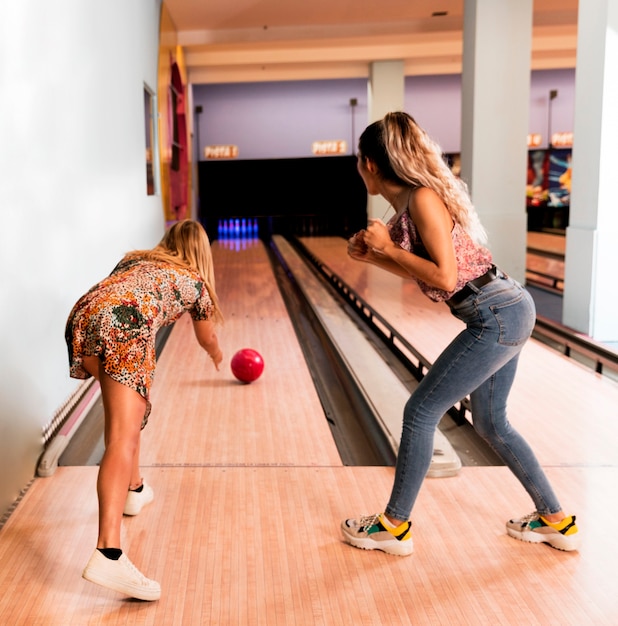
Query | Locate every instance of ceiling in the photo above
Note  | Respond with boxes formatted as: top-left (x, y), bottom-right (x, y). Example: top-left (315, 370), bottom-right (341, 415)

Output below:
top-left (162, 0), bottom-right (579, 84)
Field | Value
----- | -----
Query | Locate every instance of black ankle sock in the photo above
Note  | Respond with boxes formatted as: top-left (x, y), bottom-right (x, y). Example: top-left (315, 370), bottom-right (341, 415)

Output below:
top-left (98, 547), bottom-right (122, 560)
top-left (130, 484), bottom-right (144, 493)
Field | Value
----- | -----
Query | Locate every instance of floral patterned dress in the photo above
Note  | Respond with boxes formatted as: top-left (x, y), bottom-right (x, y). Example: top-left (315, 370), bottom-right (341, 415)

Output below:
top-left (65, 257), bottom-right (214, 427)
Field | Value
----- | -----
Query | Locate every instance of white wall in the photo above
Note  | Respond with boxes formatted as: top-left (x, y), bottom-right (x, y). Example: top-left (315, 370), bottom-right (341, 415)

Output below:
top-left (0, 0), bottom-right (164, 519)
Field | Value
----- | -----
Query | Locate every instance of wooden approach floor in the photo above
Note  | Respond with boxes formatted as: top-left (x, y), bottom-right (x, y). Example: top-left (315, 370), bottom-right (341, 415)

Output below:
top-left (1, 237), bottom-right (617, 625)
top-left (526, 231), bottom-right (565, 290)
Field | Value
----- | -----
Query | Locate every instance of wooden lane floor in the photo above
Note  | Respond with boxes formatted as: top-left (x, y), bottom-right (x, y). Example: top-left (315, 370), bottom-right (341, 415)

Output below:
top-left (527, 231), bottom-right (566, 258)
top-left (271, 235), bottom-right (461, 477)
top-left (1, 237), bottom-right (617, 624)
top-left (1, 465), bottom-right (615, 624)
top-left (142, 238), bottom-right (341, 468)
top-left (300, 236), bottom-right (618, 468)
top-left (526, 231), bottom-right (565, 291)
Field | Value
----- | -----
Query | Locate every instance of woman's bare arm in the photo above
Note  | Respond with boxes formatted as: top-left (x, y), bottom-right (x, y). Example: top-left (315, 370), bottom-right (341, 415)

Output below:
top-left (192, 319), bottom-right (223, 370)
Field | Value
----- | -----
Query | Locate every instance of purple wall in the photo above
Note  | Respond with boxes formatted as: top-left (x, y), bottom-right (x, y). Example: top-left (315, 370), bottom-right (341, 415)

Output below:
top-left (529, 69), bottom-right (575, 145)
top-left (193, 69), bottom-right (575, 160)
top-left (407, 74), bottom-right (463, 153)
top-left (194, 79), bottom-right (367, 160)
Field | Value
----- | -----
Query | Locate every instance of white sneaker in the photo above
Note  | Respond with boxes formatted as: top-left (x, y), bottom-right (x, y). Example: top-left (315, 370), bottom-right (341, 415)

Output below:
top-left (82, 549), bottom-right (161, 601)
top-left (123, 482), bottom-right (154, 516)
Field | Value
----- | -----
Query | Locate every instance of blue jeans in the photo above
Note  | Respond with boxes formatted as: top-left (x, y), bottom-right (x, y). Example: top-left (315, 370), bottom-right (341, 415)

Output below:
top-left (385, 272), bottom-right (562, 521)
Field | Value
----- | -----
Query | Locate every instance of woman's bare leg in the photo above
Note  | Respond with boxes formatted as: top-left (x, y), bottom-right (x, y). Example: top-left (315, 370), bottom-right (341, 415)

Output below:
top-left (129, 437), bottom-right (143, 490)
top-left (82, 356), bottom-right (146, 547)
top-left (81, 356), bottom-right (101, 381)
top-left (97, 372), bottom-right (146, 548)
top-left (80, 356), bottom-right (159, 600)
top-left (83, 355), bottom-right (146, 508)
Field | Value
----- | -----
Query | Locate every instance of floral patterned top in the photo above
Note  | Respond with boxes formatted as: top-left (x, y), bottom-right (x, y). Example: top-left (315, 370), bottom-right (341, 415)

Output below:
top-left (388, 207), bottom-right (493, 302)
top-left (65, 257), bottom-right (214, 426)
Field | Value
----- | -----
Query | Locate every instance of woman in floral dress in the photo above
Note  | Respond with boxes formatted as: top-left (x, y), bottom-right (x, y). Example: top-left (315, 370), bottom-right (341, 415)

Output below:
top-left (65, 219), bottom-right (224, 601)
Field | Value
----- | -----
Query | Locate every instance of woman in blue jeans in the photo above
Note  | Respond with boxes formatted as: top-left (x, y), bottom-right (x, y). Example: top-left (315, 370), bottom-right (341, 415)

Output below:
top-left (341, 112), bottom-right (579, 555)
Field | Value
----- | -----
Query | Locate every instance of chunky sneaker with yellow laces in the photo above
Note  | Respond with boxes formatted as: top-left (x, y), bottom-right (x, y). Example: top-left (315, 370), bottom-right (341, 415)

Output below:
top-left (82, 549), bottom-right (161, 601)
top-left (123, 481), bottom-right (154, 516)
top-left (341, 513), bottom-right (413, 556)
top-left (506, 512), bottom-right (580, 551)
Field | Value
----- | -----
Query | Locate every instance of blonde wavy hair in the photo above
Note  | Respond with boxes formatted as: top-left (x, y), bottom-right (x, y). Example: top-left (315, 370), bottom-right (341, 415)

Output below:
top-left (125, 220), bottom-right (224, 324)
top-left (359, 112), bottom-right (487, 244)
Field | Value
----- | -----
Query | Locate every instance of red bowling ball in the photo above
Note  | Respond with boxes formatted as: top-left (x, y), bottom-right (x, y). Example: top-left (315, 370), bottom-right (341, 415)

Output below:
top-left (231, 348), bottom-right (264, 383)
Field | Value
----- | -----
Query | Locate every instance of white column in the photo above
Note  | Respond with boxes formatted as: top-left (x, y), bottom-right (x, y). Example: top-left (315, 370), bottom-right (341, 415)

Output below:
top-left (366, 60), bottom-right (405, 220)
top-left (461, 0), bottom-right (533, 282)
top-left (563, 0), bottom-right (618, 342)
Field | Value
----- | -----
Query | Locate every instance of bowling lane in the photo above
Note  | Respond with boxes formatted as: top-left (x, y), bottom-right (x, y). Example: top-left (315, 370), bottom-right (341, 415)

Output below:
top-left (527, 231), bottom-right (566, 257)
top-left (299, 236), bottom-right (466, 364)
top-left (299, 236), bottom-right (618, 469)
top-left (1, 234), bottom-right (617, 624)
top-left (0, 397), bottom-right (614, 623)
top-left (2, 463), bottom-right (615, 625)
top-left (140, 239), bottom-right (342, 468)
top-left (526, 232), bottom-right (565, 291)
